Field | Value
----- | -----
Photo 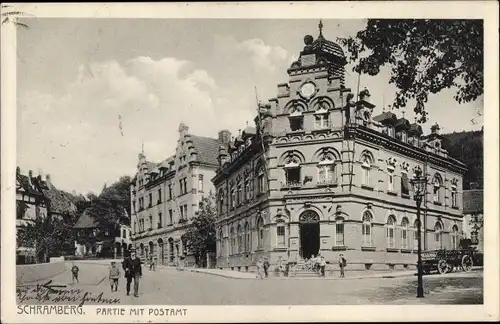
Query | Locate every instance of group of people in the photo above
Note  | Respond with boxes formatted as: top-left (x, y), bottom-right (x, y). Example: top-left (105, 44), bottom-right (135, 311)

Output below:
top-left (256, 257), bottom-right (270, 279)
top-left (304, 253), bottom-right (346, 277)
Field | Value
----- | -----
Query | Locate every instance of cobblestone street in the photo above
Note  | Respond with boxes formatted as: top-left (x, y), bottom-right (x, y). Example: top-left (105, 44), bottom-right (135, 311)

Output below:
top-left (17, 262), bottom-right (483, 305)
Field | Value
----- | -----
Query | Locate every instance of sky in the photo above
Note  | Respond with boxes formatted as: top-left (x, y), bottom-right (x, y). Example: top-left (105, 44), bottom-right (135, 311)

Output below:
top-left (16, 18), bottom-right (484, 195)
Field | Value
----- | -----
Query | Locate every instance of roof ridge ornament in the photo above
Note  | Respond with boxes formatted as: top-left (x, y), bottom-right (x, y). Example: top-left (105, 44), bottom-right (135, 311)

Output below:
top-left (318, 19), bottom-right (324, 38)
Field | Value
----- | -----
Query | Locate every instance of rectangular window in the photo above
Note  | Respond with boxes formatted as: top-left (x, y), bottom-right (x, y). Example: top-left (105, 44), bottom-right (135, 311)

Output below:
top-left (179, 180), bottom-right (184, 195)
top-left (180, 206), bottom-right (184, 220)
top-left (198, 175), bottom-right (204, 192)
top-left (183, 205), bottom-right (188, 220)
top-left (286, 167), bottom-right (301, 185)
top-left (158, 212), bottom-right (163, 228)
top-left (401, 229), bottom-right (408, 249)
top-left (244, 180), bottom-right (250, 201)
top-left (451, 188), bottom-right (458, 207)
top-left (148, 193), bottom-right (152, 208)
top-left (401, 173), bottom-right (410, 196)
top-left (277, 226), bottom-right (285, 247)
top-left (315, 114), bottom-right (329, 129)
top-left (335, 223), bottom-right (344, 246)
top-left (237, 184), bottom-right (242, 205)
top-left (362, 224), bottom-right (371, 245)
top-left (289, 117), bottom-right (303, 131)
top-left (169, 209), bottom-right (173, 224)
top-left (231, 189), bottom-right (236, 208)
top-left (258, 173), bottom-right (265, 193)
top-left (183, 178), bottom-right (188, 194)
top-left (158, 189), bottom-right (162, 204)
top-left (387, 172), bottom-right (394, 192)
top-left (168, 184), bottom-right (173, 199)
top-left (362, 167), bottom-right (370, 186)
top-left (433, 186), bottom-right (440, 203)
top-left (387, 227), bottom-right (395, 248)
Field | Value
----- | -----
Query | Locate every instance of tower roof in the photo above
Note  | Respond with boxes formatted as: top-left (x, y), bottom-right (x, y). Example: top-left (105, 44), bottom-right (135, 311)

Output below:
top-left (311, 20), bottom-right (345, 60)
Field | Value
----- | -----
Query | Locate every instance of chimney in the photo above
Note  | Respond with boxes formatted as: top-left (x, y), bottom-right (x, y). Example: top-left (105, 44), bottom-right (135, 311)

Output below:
top-left (28, 170), bottom-right (33, 187)
top-left (218, 130), bottom-right (231, 144)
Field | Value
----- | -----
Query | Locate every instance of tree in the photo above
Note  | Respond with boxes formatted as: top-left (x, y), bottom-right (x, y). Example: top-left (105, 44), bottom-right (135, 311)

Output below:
top-left (338, 19), bottom-right (483, 122)
top-left (183, 195), bottom-right (217, 268)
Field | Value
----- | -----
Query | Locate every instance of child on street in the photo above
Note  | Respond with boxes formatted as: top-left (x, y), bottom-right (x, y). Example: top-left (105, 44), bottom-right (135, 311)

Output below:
top-left (109, 261), bottom-right (120, 292)
top-left (71, 263), bottom-right (79, 284)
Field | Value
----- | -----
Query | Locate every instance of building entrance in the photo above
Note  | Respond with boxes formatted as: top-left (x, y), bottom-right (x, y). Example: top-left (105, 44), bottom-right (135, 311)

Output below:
top-left (299, 210), bottom-right (320, 259)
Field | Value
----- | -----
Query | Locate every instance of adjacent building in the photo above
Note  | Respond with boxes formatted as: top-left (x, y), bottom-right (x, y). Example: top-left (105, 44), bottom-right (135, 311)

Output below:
top-left (212, 23), bottom-right (468, 271)
top-left (130, 123), bottom-right (223, 266)
top-left (16, 167), bottom-right (49, 264)
top-left (462, 188), bottom-right (484, 252)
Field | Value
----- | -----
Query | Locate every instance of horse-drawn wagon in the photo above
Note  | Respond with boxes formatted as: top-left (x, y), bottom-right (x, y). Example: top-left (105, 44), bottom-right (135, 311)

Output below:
top-left (421, 249), bottom-right (474, 274)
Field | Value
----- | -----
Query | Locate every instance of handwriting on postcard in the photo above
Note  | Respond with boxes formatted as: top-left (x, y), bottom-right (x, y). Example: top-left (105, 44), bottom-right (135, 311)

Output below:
top-left (16, 280), bottom-right (120, 307)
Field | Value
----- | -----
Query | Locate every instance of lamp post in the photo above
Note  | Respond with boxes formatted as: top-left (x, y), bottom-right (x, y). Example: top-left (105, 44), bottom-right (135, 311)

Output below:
top-left (410, 166), bottom-right (426, 298)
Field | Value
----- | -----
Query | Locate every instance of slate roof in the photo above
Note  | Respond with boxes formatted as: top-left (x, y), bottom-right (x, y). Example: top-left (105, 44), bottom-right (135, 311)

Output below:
top-left (463, 189), bottom-right (483, 214)
top-left (409, 123), bottom-right (423, 135)
top-left (395, 118), bottom-right (410, 130)
top-left (16, 174), bottom-right (45, 196)
top-left (373, 111), bottom-right (398, 124)
top-left (73, 209), bottom-right (99, 229)
top-left (42, 186), bottom-right (77, 215)
top-left (191, 135), bottom-right (222, 166)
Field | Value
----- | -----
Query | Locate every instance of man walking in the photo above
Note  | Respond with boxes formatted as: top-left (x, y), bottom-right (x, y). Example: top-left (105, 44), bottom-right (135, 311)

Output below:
top-left (122, 249), bottom-right (142, 297)
top-left (338, 253), bottom-right (346, 278)
top-left (263, 257), bottom-right (270, 278)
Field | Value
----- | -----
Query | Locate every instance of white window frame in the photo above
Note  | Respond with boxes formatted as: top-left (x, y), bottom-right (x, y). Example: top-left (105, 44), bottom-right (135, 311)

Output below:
top-left (284, 162), bottom-right (301, 186)
top-left (276, 220), bottom-right (286, 248)
top-left (451, 185), bottom-right (458, 207)
top-left (362, 212), bottom-right (373, 246)
top-left (386, 215), bottom-right (396, 248)
top-left (198, 175), bottom-right (204, 192)
top-left (334, 217), bottom-right (345, 247)
top-left (314, 110), bottom-right (329, 129)
top-left (400, 218), bottom-right (409, 249)
top-left (318, 160), bottom-right (336, 183)
top-left (387, 168), bottom-right (395, 192)
top-left (451, 225), bottom-right (459, 249)
top-left (361, 156), bottom-right (371, 186)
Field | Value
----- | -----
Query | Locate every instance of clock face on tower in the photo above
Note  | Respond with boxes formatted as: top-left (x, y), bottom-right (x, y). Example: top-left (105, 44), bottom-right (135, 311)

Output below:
top-left (300, 82), bottom-right (316, 99)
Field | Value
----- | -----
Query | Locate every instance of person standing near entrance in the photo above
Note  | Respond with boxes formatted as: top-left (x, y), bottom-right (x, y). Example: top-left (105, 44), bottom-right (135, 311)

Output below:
top-left (263, 257), bottom-right (270, 278)
top-left (123, 249), bottom-right (142, 297)
top-left (319, 256), bottom-right (326, 277)
top-left (338, 253), bottom-right (346, 278)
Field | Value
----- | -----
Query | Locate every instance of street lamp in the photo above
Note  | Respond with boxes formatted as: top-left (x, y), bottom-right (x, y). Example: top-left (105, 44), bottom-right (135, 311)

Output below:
top-left (410, 166), bottom-right (426, 298)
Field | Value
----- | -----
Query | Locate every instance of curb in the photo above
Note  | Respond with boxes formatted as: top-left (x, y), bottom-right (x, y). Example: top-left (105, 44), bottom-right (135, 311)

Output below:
top-left (174, 268), bottom-right (418, 280)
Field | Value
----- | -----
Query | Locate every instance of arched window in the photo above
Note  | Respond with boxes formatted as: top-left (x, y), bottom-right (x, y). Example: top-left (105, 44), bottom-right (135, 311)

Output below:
top-left (386, 215), bottom-right (396, 248)
top-left (218, 189), bottom-right (224, 215)
top-left (276, 220), bottom-right (286, 247)
top-left (257, 217), bottom-right (264, 249)
top-left (362, 211), bottom-right (373, 246)
top-left (413, 219), bottom-right (419, 250)
top-left (256, 165), bottom-right (266, 195)
top-left (361, 154), bottom-right (372, 186)
top-left (218, 229), bottom-right (224, 257)
top-left (400, 217), bottom-right (409, 249)
top-left (284, 155), bottom-right (301, 186)
top-left (434, 221), bottom-right (443, 249)
top-left (451, 225), bottom-right (459, 249)
top-left (230, 183), bottom-right (236, 209)
top-left (334, 217), bottom-right (344, 247)
top-left (244, 222), bottom-right (250, 252)
top-left (451, 185), bottom-right (458, 207)
top-left (230, 226), bottom-right (235, 255)
top-left (433, 175), bottom-right (442, 203)
top-left (237, 224), bottom-right (243, 253)
top-left (236, 179), bottom-right (242, 206)
top-left (244, 176), bottom-right (250, 202)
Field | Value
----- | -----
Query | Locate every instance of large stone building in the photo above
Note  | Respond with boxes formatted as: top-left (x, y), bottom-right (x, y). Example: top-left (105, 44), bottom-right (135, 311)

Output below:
top-left (130, 123), bottom-right (224, 266)
top-left (212, 23), bottom-right (467, 271)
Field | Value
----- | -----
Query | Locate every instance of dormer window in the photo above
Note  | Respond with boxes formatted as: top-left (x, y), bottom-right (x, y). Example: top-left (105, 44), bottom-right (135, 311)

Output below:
top-left (401, 131), bottom-right (407, 143)
top-left (387, 126), bottom-right (394, 137)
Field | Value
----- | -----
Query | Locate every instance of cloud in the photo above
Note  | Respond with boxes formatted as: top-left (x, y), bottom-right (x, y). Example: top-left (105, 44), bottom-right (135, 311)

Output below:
top-left (214, 36), bottom-right (290, 72)
top-left (17, 57), bottom-right (250, 194)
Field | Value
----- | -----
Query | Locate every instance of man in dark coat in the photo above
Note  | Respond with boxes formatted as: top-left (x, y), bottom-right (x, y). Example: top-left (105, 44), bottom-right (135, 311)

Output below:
top-left (122, 249), bottom-right (142, 297)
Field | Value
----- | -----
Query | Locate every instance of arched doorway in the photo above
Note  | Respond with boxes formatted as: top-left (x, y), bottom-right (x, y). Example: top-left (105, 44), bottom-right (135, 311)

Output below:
top-left (299, 210), bottom-right (320, 259)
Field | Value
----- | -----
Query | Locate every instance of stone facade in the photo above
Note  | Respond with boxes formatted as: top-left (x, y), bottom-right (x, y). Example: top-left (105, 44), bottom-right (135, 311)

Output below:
top-left (212, 24), bottom-right (467, 272)
top-left (130, 123), bottom-right (223, 266)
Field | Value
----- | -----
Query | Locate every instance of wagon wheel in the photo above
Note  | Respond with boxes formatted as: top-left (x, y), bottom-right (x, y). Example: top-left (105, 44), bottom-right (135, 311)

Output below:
top-left (437, 259), bottom-right (449, 274)
top-left (461, 255), bottom-right (474, 272)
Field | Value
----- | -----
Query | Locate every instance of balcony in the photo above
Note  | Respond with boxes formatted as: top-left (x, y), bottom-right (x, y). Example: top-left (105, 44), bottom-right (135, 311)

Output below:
top-left (280, 181), bottom-right (302, 190)
top-left (317, 179), bottom-right (338, 187)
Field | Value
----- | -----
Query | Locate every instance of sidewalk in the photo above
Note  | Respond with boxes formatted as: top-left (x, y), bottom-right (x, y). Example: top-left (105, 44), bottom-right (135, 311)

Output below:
top-left (171, 267), bottom-right (418, 280)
